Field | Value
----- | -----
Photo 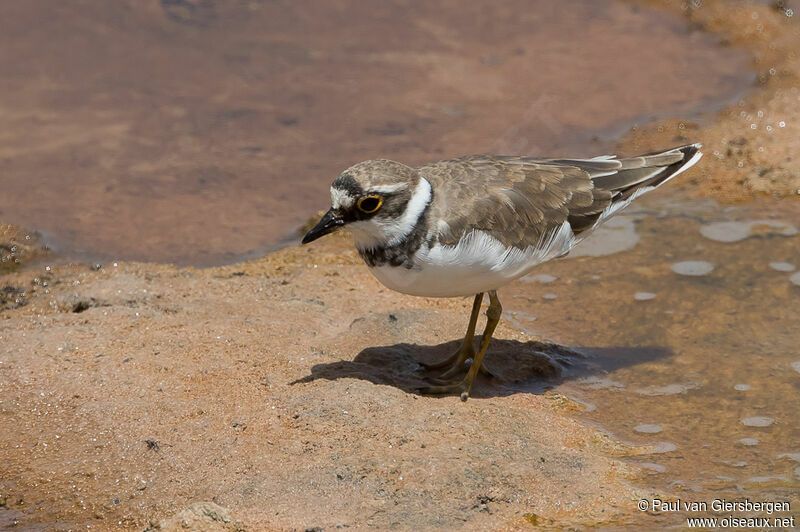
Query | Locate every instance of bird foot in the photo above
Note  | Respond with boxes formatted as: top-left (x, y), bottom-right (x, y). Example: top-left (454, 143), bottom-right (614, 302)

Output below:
top-left (418, 351), bottom-right (462, 371)
top-left (418, 380), bottom-right (472, 401)
top-left (419, 359), bottom-right (492, 401)
top-left (421, 356), bottom-right (492, 379)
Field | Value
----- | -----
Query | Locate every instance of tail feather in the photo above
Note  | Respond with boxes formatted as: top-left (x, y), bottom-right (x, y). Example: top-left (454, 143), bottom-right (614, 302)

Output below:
top-left (563, 143), bottom-right (702, 236)
top-left (583, 143), bottom-right (702, 198)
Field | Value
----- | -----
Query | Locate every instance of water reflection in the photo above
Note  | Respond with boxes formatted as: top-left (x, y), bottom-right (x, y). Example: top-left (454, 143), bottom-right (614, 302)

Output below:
top-left (502, 193), bottom-right (799, 514)
top-left (0, 0), bottom-right (754, 265)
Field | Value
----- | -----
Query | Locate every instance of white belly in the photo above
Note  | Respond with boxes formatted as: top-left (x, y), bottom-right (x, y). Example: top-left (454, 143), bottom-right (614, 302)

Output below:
top-left (367, 224), bottom-right (576, 297)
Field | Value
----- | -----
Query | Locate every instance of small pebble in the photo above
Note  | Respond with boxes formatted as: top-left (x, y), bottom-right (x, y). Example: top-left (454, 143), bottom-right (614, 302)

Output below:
top-left (739, 438), bottom-right (759, 446)
top-left (634, 292), bottom-right (656, 301)
top-left (734, 384), bottom-right (751, 391)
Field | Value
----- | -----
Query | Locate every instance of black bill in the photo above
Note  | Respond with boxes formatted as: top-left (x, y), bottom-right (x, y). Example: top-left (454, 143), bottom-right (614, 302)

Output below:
top-left (301, 209), bottom-right (345, 244)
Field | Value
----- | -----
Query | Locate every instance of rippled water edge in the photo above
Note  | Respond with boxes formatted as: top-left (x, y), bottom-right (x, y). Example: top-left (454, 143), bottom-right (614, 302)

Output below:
top-left (501, 192), bottom-right (799, 524)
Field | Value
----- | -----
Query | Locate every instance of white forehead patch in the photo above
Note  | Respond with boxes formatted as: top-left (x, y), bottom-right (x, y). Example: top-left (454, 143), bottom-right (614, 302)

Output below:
top-left (331, 187), bottom-right (355, 209)
top-left (369, 183), bottom-right (409, 194)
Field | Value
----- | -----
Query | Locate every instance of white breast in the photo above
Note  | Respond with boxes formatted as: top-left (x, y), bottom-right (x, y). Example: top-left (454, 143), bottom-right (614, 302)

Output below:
top-left (368, 222), bottom-right (576, 297)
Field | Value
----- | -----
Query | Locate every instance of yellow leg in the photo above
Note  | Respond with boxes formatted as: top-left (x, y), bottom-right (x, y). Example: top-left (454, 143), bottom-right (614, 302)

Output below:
top-left (420, 293), bottom-right (482, 372)
top-left (420, 291), bottom-right (502, 401)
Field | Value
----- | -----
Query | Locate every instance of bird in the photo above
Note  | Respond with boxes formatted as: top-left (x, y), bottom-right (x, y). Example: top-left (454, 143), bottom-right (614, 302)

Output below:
top-left (302, 144), bottom-right (702, 400)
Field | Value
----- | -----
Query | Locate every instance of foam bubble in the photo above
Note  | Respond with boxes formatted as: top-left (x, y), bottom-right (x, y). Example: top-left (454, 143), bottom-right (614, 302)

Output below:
top-left (649, 442), bottom-right (677, 454)
top-left (671, 261), bottom-right (714, 276)
top-left (640, 462), bottom-right (666, 473)
top-left (700, 220), bottom-right (798, 243)
top-left (741, 416), bottom-right (775, 427)
top-left (568, 217), bottom-right (639, 258)
top-left (634, 424), bottom-right (663, 434)
top-left (769, 262), bottom-right (795, 272)
top-left (521, 273), bottom-right (557, 283)
top-left (636, 382), bottom-right (700, 396)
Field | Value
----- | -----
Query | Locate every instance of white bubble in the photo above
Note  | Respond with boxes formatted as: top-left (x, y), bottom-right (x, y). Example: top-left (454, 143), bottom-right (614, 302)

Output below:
top-left (636, 382), bottom-right (700, 396)
top-left (568, 217), bottom-right (639, 258)
top-left (671, 261), bottom-right (714, 276)
top-left (521, 273), bottom-right (557, 284)
top-left (649, 442), bottom-right (677, 454)
top-left (741, 416), bottom-right (775, 427)
top-left (700, 220), bottom-right (797, 243)
top-left (769, 262), bottom-right (795, 272)
top-left (635, 424), bottom-right (663, 434)
top-left (640, 462), bottom-right (666, 473)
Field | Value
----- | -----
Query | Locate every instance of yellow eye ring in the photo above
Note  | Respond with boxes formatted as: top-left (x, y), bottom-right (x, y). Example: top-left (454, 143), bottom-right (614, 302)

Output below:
top-left (357, 195), bottom-right (383, 214)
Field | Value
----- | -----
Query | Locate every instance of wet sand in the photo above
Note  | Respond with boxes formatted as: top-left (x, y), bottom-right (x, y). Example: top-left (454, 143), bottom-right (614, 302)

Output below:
top-left (0, 242), bottom-right (651, 530)
top-left (2, 0), bottom-right (800, 530)
top-left (626, 0), bottom-right (800, 200)
top-left (0, 0), bottom-right (752, 266)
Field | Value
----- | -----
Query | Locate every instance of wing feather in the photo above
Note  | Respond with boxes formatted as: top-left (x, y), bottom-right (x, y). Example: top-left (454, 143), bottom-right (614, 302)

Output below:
top-left (419, 144), bottom-right (701, 250)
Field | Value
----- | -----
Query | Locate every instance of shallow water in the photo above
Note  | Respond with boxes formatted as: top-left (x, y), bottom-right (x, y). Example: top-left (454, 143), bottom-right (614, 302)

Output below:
top-left (503, 192), bottom-right (799, 525)
top-left (0, 0), bottom-right (753, 265)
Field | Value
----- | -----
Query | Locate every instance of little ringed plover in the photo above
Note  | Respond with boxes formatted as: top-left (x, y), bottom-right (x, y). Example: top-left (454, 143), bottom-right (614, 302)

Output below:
top-left (302, 144), bottom-right (702, 400)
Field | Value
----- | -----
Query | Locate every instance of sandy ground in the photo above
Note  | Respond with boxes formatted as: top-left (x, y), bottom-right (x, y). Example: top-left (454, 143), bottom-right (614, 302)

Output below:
top-left (2, 0), bottom-right (799, 530)
top-left (1, 236), bottom-right (660, 530)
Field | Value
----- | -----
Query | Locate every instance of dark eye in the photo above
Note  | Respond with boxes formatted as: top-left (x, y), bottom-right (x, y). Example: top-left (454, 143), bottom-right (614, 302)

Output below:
top-left (357, 195), bottom-right (383, 214)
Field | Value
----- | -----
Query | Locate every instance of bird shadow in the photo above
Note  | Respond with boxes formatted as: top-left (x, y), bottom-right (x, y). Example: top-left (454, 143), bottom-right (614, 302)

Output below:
top-left (291, 337), bottom-right (673, 399)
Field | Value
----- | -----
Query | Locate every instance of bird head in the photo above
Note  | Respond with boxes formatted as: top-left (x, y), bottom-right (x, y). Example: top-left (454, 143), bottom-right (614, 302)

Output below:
top-left (302, 159), bottom-right (430, 250)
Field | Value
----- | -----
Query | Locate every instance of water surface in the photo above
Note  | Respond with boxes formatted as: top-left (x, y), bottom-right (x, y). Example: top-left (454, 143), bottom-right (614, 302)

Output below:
top-left (503, 194), bottom-right (799, 525)
top-left (0, 0), bottom-right (753, 265)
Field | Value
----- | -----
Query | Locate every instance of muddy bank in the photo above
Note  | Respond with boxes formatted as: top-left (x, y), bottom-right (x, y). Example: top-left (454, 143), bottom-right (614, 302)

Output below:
top-left (1, 237), bottom-right (665, 530)
top-left (0, 224), bottom-right (48, 276)
top-left (624, 0), bottom-right (800, 200)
